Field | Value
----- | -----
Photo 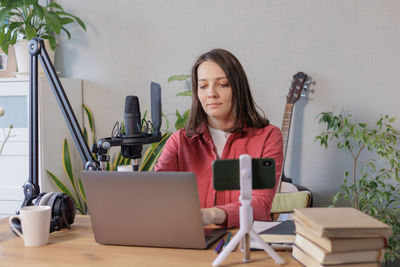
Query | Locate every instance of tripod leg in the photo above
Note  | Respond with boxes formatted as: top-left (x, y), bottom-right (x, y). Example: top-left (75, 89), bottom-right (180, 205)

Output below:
top-left (249, 229), bottom-right (285, 265)
top-left (243, 233), bottom-right (251, 262)
top-left (212, 230), bottom-right (246, 266)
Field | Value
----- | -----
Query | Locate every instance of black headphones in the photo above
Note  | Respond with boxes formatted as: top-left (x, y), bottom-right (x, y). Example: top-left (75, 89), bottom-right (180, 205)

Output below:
top-left (10, 192), bottom-right (76, 234)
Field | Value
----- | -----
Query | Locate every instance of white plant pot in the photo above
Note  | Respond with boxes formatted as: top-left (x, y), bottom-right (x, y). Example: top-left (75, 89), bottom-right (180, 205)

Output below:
top-left (14, 39), bottom-right (55, 78)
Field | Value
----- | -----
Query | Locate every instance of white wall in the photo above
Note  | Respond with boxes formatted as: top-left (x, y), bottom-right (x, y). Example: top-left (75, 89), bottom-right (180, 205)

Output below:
top-left (55, 0), bottom-right (400, 206)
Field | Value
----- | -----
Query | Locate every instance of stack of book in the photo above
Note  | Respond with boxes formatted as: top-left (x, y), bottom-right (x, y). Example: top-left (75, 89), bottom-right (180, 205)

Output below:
top-left (292, 208), bottom-right (392, 267)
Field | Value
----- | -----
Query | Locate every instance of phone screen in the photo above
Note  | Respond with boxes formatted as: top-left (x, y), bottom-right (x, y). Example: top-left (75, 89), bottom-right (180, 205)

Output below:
top-left (212, 158), bottom-right (276, 190)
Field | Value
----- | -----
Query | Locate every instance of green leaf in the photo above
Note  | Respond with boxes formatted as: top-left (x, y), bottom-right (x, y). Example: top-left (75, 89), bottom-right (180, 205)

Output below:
top-left (122, 157), bottom-right (131, 166)
top-left (78, 178), bottom-right (86, 204)
top-left (168, 74), bottom-right (191, 82)
top-left (175, 109), bottom-right (189, 130)
top-left (161, 112), bottom-right (170, 131)
top-left (83, 104), bottom-right (94, 133)
top-left (47, 34), bottom-right (56, 50)
top-left (183, 109), bottom-right (190, 120)
top-left (34, 5), bottom-right (46, 19)
top-left (55, 12), bottom-right (86, 31)
top-left (46, 170), bottom-right (82, 212)
top-left (71, 15), bottom-right (86, 31)
top-left (62, 139), bottom-right (75, 189)
top-left (176, 91), bottom-right (192, 97)
top-left (0, 8), bottom-right (12, 23)
top-left (25, 24), bottom-right (37, 39)
top-left (46, 2), bottom-right (64, 11)
top-left (60, 26), bottom-right (71, 39)
top-left (175, 109), bottom-right (182, 119)
top-left (140, 132), bottom-right (172, 171)
top-left (83, 104), bottom-right (95, 143)
top-left (0, 42), bottom-right (9, 55)
top-left (44, 11), bottom-right (62, 34)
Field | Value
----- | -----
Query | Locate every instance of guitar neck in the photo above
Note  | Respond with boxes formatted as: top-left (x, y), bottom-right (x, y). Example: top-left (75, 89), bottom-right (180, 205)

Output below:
top-left (281, 103), bottom-right (294, 164)
top-left (277, 71), bottom-right (310, 192)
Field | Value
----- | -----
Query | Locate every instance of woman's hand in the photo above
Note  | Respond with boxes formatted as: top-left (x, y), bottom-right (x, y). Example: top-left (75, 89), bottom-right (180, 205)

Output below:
top-left (201, 207), bottom-right (226, 225)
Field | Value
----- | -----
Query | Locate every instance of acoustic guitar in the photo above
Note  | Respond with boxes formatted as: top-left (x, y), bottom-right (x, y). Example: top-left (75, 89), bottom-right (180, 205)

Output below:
top-left (278, 72), bottom-right (313, 193)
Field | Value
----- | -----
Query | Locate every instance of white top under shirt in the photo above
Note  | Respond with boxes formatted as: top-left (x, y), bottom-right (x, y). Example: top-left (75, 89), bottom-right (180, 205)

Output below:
top-left (208, 125), bottom-right (231, 158)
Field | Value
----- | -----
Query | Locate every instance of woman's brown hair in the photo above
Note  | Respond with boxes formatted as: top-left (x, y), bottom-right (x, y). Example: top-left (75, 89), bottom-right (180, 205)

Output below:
top-left (185, 48), bottom-right (269, 136)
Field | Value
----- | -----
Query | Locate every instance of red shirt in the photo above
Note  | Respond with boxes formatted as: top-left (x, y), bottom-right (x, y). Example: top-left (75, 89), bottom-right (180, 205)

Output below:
top-left (155, 123), bottom-right (283, 228)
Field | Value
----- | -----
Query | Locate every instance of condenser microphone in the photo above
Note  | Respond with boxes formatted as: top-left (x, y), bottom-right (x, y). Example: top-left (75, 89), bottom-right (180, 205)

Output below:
top-left (124, 96), bottom-right (141, 136)
top-left (93, 82), bottom-right (162, 171)
top-left (121, 96), bottom-right (143, 161)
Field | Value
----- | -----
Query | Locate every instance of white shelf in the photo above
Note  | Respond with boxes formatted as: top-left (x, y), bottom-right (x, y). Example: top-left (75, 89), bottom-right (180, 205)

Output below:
top-left (0, 77), bottom-right (83, 217)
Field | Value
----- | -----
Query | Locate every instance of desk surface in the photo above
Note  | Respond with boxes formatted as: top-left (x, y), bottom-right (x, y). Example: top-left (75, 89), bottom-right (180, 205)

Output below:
top-left (0, 215), bottom-right (300, 266)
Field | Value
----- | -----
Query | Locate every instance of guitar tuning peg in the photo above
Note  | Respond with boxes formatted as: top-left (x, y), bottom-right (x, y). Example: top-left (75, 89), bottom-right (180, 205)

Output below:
top-left (301, 92), bottom-right (307, 97)
top-left (305, 77), bottom-right (315, 85)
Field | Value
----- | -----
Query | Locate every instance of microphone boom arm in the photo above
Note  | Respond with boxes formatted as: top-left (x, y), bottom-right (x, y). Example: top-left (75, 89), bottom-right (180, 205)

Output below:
top-left (24, 38), bottom-right (100, 205)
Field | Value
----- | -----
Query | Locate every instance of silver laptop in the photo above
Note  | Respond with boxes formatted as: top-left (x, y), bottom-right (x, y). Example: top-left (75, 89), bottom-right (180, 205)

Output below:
top-left (81, 171), bottom-right (226, 249)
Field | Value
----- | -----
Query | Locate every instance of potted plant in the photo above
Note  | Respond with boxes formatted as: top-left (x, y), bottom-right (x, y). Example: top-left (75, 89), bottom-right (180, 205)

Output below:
top-left (315, 111), bottom-right (400, 264)
top-left (0, 0), bottom-right (86, 75)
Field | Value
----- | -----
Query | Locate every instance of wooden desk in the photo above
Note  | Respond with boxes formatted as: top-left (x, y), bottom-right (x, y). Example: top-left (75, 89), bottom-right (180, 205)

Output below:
top-left (0, 215), bottom-right (300, 266)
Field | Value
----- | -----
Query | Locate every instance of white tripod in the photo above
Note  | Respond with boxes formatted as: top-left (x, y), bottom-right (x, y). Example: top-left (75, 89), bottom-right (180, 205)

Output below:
top-left (212, 154), bottom-right (285, 266)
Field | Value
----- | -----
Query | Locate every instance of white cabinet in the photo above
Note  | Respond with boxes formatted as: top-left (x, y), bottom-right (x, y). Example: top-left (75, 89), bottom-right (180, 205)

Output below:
top-left (0, 78), bottom-right (83, 218)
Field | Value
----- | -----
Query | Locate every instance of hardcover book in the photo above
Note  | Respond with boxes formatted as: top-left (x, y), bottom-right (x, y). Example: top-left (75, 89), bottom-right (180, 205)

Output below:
top-left (293, 208), bottom-right (392, 238)
top-left (292, 245), bottom-right (381, 267)
top-left (295, 221), bottom-right (386, 253)
top-left (294, 234), bottom-right (384, 264)
top-left (258, 220), bottom-right (296, 243)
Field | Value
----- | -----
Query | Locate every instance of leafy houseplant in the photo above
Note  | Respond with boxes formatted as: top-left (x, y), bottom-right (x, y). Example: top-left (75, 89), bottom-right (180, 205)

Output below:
top-left (0, 0), bottom-right (86, 54)
top-left (168, 74), bottom-right (192, 130)
top-left (140, 74), bottom-right (192, 171)
top-left (315, 111), bottom-right (400, 264)
top-left (47, 104), bottom-right (131, 214)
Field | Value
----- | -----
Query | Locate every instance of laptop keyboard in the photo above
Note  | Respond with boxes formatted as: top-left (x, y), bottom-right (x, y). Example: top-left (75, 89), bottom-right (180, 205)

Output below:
top-left (204, 228), bottom-right (226, 243)
top-left (205, 233), bottom-right (213, 242)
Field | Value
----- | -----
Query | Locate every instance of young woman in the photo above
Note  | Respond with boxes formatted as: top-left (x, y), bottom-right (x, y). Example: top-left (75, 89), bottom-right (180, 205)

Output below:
top-left (155, 49), bottom-right (283, 228)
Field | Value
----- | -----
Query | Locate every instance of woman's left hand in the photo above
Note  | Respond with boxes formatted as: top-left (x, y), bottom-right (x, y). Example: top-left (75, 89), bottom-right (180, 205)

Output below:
top-left (200, 207), bottom-right (226, 225)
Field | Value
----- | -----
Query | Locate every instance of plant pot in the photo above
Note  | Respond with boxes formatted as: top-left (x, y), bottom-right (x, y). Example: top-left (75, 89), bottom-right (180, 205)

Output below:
top-left (14, 39), bottom-right (55, 78)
